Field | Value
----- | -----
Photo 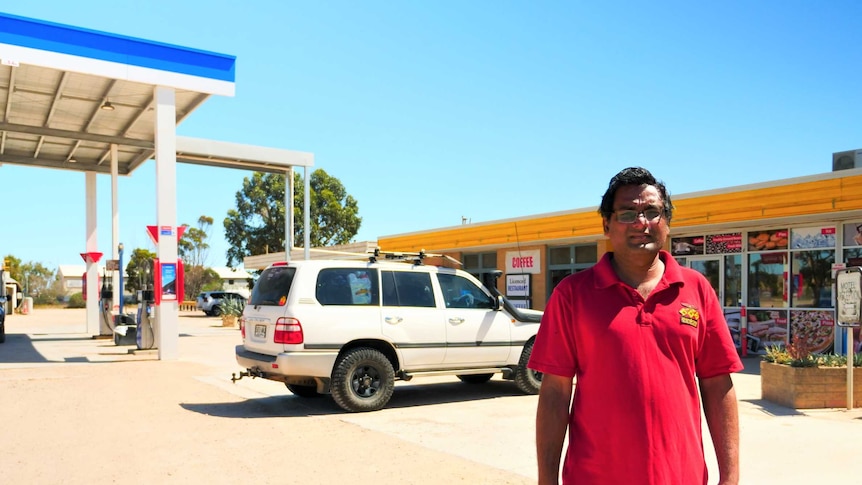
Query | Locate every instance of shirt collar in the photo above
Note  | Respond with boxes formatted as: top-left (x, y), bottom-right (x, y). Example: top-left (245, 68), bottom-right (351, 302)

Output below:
top-left (594, 250), bottom-right (684, 289)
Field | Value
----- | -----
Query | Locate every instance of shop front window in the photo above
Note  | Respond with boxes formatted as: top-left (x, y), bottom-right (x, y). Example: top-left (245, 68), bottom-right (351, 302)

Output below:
top-left (547, 244), bottom-right (597, 295)
top-left (790, 250), bottom-right (834, 308)
top-left (748, 252), bottom-right (788, 308)
top-left (463, 252), bottom-right (497, 290)
top-left (724, 254), bottom-right (742, 307)
top-left (845, 248), bottom-right (862, 266)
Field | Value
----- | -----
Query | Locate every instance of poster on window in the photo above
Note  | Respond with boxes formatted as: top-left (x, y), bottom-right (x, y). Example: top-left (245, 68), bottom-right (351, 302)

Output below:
top-left (746, 310), bottom-right (788, 350)
top-left (724, 309), bottom-right (742, 348)
top-left (747, 230), bottom-right (788, 251)
top-left (789, 310), bottom-right (834, 354)
top-left (706, 233), bottom-right (742, 254)
top-left (844, 221), bottom-right (862, 247)
top-left (791, 226), bottom-right (836, 249)
top-left (671, 236), bottom-right (704, 256)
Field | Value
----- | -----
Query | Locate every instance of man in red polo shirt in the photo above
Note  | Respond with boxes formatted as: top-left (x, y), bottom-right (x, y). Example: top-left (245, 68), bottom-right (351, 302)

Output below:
top-left (529, 167), bottom-right (742, 485)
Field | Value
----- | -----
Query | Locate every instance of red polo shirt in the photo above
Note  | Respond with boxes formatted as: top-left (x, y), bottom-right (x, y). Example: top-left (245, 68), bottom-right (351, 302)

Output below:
top-left (529, 251), bottom-right (742, 485)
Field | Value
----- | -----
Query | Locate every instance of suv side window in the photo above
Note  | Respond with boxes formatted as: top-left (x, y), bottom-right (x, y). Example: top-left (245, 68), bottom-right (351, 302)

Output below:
top-left (250, 266), bottom-right (296, 306)
top-left (437, 273), bottom-right (494, 309)
top-left (382, 271), bottom-right (435, 308)
top-left (316, 268), bottom-right (379, 306)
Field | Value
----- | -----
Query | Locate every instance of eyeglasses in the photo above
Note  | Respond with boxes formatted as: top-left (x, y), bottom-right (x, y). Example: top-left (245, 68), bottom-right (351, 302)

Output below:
top-left (613, 208), bottom-right (664, 224)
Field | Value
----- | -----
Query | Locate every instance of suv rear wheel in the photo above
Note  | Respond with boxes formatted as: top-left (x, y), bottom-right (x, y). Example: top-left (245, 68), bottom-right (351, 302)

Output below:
top-left (331, 348), bottom-right (395, 412)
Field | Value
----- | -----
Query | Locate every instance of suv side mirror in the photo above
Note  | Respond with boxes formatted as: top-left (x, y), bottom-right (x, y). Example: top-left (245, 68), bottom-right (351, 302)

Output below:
top-left (494, 295), bottom-right (503, 311)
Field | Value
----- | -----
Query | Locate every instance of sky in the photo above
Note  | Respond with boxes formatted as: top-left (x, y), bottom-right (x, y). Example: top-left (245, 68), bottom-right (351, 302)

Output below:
top-left (2, 1), bottom-right (862, 271)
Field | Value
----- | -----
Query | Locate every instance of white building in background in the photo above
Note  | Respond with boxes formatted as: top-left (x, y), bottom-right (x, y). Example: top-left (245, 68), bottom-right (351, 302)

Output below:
top-left (210, 267), bottom-right (252, 298)
top-left (57, 265), bottom-right (91, 298)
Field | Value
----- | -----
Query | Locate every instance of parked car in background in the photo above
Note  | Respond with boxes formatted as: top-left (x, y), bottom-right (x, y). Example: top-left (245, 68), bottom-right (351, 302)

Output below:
top-left (196, 291), bottom-right (247, 317)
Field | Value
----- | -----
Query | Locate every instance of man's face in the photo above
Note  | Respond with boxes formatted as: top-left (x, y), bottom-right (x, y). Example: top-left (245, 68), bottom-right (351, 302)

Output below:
top-left (603, 184), bottom-right (669, 255)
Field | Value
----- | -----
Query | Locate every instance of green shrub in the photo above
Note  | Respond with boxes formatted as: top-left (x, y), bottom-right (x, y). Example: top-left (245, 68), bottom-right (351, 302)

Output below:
top-left (67, 293), bottom-right (85, 308)
top-left (220, 296), bottom-right (245, 317)
top-left (763, 343), bottom-right (862, 368)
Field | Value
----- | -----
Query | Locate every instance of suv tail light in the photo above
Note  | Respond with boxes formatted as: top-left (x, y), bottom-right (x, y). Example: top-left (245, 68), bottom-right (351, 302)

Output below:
top-left (239, 317), bottom-right (246, 338)
top-left (274, 317), bottom-right (303, 344)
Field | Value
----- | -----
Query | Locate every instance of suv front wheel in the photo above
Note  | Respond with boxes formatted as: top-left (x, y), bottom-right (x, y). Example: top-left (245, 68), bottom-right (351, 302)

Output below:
top-left (331, 348), bottom-right (395, 412)
top-left (514, 341), bottom-right (542, 394)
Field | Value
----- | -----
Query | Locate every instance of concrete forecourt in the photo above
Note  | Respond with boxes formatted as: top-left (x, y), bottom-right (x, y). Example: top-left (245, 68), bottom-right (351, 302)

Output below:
top-left (0, 308), bottom-right (859, 484)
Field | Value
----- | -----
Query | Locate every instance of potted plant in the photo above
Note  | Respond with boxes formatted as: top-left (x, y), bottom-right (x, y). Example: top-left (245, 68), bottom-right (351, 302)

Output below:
top-left (761, 335), bottom-right (862, 409)
top-left (219, 296), bottom-right (245, 327)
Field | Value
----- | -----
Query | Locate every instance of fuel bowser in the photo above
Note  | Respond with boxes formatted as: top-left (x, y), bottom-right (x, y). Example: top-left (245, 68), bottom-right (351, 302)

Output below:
top-left (135, 259), bottom-right (183, 350)
top-left (136, 289), bottom-right (157, 350)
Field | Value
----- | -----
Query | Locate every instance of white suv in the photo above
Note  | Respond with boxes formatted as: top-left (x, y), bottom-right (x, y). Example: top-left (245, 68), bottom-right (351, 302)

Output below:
top-left (233, 255), bottom-right (543, 412)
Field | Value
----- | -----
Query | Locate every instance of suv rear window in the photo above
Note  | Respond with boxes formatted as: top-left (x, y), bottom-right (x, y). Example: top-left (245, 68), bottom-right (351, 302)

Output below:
top-left (382, 271), bottom-right (436, 308)
top-left (316, 268), bottom-right (378, 305)
top-left (250, 266), bottom-right (296, 306)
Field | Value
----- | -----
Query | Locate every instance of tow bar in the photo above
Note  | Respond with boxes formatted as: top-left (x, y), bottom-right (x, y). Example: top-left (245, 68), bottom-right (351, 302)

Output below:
top-left (231, 368), bottom-right (265, 383)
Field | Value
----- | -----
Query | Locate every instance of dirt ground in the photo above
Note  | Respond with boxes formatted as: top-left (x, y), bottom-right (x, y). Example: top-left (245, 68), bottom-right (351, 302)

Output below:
top-left (3, 307), bottom-right (862, 484)
top-left (0, 308), bottom-right (535, 484)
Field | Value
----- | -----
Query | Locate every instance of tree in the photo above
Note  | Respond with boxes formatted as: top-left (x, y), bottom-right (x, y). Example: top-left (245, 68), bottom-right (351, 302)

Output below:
top-left (224, 169), bottom-right (361, 267)
top-left (178, 215), bottom-right (220, 299)
top-left (19, 262), bottom-right (55, 298)
top-left (125, 248), bottom-right (156, 294)
top-left (179, 215), bottom-right (213, 267)
top-left (2, 254), bottom-right (22, 281)
top-left (295, 169), bottom-right (361, 248)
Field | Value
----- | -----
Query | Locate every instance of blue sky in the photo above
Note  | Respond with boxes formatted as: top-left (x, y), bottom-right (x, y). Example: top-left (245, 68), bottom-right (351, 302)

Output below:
top-left (2, 1), bottom-right (861, 270)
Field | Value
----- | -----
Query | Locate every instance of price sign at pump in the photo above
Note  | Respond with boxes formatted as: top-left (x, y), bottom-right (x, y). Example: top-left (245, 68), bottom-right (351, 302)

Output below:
top-left (836, 267), bottom-right (862, 327)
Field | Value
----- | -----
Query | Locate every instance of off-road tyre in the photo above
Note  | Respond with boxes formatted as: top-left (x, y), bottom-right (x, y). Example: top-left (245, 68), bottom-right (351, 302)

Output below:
top-left (211, 306), bottom-right (222, 317)
top-left (330, 348), bottom-right (395, 413)
top-left (286, 383), bottom-right (322, 398)
top-left (514, 341), bottom-right (542, 394)
top-left (457, 373), bottom-right (494, 384)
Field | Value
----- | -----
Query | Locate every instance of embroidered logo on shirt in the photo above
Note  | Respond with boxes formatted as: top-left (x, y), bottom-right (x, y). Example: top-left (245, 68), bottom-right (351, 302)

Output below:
top-left (679, 303), bottom-right (700, 328)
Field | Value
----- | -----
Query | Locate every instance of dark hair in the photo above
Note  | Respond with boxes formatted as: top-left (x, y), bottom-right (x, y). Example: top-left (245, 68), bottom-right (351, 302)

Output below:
top-left (598, 167), bottom-right (674, 223)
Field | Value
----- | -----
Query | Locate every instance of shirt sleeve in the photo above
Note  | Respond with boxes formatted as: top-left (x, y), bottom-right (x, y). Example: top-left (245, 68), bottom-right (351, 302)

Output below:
top-left (528, 278), bottom-right (578, 378)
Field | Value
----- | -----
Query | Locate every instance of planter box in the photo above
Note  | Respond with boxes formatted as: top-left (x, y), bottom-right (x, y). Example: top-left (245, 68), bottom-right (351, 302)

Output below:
top-left (760, 361), bottom-right (862, 409)
top-left (221, 315), bottom-right (238, 327)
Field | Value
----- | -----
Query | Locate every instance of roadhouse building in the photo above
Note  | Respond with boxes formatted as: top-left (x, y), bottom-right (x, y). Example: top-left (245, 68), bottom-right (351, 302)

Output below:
top-left (378, 158), bottom-right (862, 355)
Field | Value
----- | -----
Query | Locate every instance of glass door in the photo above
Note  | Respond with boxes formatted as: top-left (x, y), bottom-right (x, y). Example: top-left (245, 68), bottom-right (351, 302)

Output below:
top-left (687, 256), bottom-right (722, 302)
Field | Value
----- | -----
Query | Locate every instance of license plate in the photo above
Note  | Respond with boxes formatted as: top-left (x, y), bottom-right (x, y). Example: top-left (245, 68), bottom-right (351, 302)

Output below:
top-left (254, 324), bottom-right (267, 338)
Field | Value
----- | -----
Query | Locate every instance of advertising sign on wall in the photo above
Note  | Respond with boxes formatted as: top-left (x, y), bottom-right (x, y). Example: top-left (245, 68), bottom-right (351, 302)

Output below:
top-left (510, 299), bottom-right (531, 309)
top-left (505, 249), bottom-right (541, 274)
top-left (706, 233), bottom-right (742, 254)
top-left (791, 226), bottom-right (836, 249)
top-left (843, 221), bottom-right (862, 247)
top-left (747, 229), bottom-right (788, 251)
top-left (671, 236), bottom-right (704, 256)
top-left (506, 274), bottom-right (530, 297)
top-left (161, 262), bottom-right (177, 301)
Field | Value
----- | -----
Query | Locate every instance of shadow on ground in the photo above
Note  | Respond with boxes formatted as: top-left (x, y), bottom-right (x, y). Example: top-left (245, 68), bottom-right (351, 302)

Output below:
top-left (181, 380), bottom-right (526, 418)
top-left (0, 334), bottom-right (58, 363)
top-left (740, 398), bottom-right (806, 417)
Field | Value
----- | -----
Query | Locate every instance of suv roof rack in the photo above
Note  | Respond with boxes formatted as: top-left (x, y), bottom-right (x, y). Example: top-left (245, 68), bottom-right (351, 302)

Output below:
top-left (369, 247), bottom-right (461, 266)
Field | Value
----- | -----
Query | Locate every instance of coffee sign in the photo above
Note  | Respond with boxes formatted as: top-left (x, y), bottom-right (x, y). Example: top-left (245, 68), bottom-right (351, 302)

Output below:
top-left (505, 249), bottom-right (541, 274)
